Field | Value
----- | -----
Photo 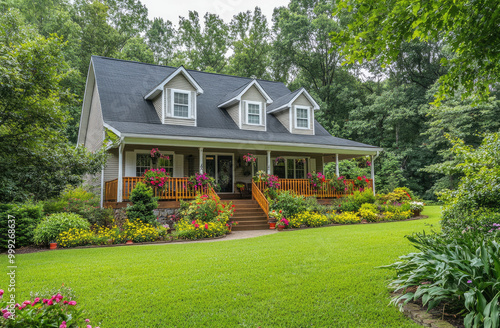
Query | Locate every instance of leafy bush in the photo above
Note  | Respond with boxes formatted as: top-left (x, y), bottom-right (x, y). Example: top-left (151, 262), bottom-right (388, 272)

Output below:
top-left (270, 191), bottom-right (306, 218)
top-left (377, 187), bottom-right (412, 204)
top-left (358, 206), bottom-right (379, 222)
top-left (174, 219), bottom-right (228, 240)
top-left (179, 194), bottom-right (235, 224)
top-left (33, 213), bottom-right (90, 245)
top-left (0, 202), bottom-right (44, 249)
top-left (383, 209), bottom-right (412, 221)
top-left (339, 199), bottom-right (361, 212)
top-left (304, 197), bottom-right (329, 214)
top-left (126, 182), bottom-right (158, 225)
top-left (385, 234), bottom-right (500, 328)
top-left (288, 211), bottom-right (330, 228)
top-left (121, 219), bottom-right (159, 243)
top-left (0, 288), bottom-right (93, 327)
top-left (41, 199), bottom-right (68, 215)
top-left (56, 225), bottom-right (123, 248)
top-left (332, 211), bottom-right (360, 224)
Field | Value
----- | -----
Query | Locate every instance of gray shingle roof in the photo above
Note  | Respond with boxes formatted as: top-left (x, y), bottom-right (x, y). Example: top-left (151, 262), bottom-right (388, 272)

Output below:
top-left (266, 88), bottom-right (303, 112)
top-left (92, 56), bottom-right (379, 150)
top-left (217, 80), bottom-right (252, 106)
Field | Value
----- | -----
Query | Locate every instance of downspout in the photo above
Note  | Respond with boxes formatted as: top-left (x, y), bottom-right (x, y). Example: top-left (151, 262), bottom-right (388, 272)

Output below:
top-left (117, 137), bottom-right (125, 202)
top-left (371, 151), bottom-right (380, 196)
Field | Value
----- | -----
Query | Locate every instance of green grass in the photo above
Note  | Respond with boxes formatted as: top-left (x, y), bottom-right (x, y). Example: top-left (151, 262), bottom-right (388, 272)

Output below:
top-left (1, 206), bottom-right (442, 327)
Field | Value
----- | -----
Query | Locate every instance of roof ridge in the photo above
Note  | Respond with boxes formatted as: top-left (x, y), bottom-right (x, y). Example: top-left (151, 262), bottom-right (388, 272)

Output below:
top-left (91, 55), bottom-right (287, 85)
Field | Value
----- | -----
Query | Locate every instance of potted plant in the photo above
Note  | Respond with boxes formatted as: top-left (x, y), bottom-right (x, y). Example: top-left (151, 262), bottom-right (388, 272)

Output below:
top-left (409, 201), bottom-right (424, 217)
top-left (143, 168), bottom-right (170, 191)
top-left (49, 241), bottom-right (57, 250)
top-left (277, 217), bottom-right (289, 231)
top-left (268, 209), bottom-right (282, 229)
top-left (226, 221), bottom-right (238, 232)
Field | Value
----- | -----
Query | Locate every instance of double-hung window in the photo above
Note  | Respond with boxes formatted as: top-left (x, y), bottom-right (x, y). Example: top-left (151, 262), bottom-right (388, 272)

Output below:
top-left (136, 153), bottom-right (174, 177)
top-left (295, 106), bottom-right (309, 129)
top-left (172, 90), bottom-right (190, 118)
top-left (246, 102), bottom-right (261, 125)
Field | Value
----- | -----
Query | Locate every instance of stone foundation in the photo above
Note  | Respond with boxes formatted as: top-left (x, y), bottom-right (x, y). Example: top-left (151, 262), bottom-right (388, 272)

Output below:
top-left (113, 208), bottom-right (179, 228)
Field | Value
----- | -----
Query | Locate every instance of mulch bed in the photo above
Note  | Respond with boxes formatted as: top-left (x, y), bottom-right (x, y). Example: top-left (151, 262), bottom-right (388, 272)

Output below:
top-left (393, 287), bottom-right (465, 328)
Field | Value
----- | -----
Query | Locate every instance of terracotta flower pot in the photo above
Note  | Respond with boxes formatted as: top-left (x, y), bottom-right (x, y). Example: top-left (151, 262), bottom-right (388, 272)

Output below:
top-left (126, 240), bottom-right (133, 245)
top-left (277, 225), bottom-right (285, 231)
top-left (412, 210), bottom-right (421, 217)
top-left (49, 243), bottom-right (57, 250)
top-left (269, 222), bottom-right (276, 230)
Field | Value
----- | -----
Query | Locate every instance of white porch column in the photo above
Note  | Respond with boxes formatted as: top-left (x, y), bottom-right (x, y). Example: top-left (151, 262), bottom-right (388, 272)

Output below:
top-left (199, 147), bottom-right (204, 173)
top-left (100, 167), bottom-right (104, 208)
top-left (371, 154), bottom-right (376, 195)
top-left (117, 143), bottom-right (124, 202)
top-left (335, 154), bottom-right (339, 177)
top-left (267, 150), bottom-right (271, 174)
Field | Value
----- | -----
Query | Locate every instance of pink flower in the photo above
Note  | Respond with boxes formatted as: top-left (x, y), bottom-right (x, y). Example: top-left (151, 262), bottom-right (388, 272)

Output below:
top-left (86, 319), bottom-right (90, 322)
top-left (63, 300), bottom-right (69, 304)
top-left (205, 223), bottom-right (208, 229)
top-left (60, 321), bottom-right (67, 328)
top-left (194, 224), bottom-right (199, 228)
top-left (192, 220), bottom-right (196, 225)
top-left (87, 325), bottom-right (92, 328)
top-left (0, 290), bottom-right (3, 297)
top-left (47, 300), bottom-right (53, 306)
top-left (68, 301), bottom-right (77, 306)
top-left (3, 312), bottom-right (12, 319)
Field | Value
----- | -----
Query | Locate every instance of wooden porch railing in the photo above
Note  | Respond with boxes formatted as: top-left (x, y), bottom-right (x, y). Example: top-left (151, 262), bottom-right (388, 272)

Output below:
top-left (255, 178), bottom-right (373, 199)
top-left (105, 177), bottom-right (203, 202)
top-left (251, 181), bottom-right (269, 220)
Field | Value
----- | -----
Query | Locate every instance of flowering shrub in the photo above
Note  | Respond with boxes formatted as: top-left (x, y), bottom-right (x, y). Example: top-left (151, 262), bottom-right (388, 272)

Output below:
top-left (0, 289), bottom-right (96, 327)
top-left (307, 171), bottom-right (326, 191)
top-left (288, 211), bottom-right (330, 228)
top-left (329, 175), bottom-right (349, 192)
top-left (269, 191), bottom-right (306, 217)
top-left (409, 201), bottom-right (424, 211)
top-left (143, 168), bottom-right (169, 190)
top-left (121, 219), bottom-right (159, 242)
top-left (354, 175), bottom-right (369, 189)
top-left (277, 217), bottom-right (289, 227)
top-left (268, 209), bottom-right (283, 222)
top-left (357, 204), bottom-right (379, 222)
top-left (383, 209), bottom-right (412, 221)
top-left (242, 153), bottom-right (257, 166)
top-left (33, 213), bottom-right (90, 245)
top-left (187, 172), bottom-right (218, 192)
top-left (179, 194), bottom-right (235, 224)
top-left (332, 211), bottom-right (360, 224)
top-left (175, 220), bottom-right (228, 240)
top-left (56, 225), bottom-right (122, 248)
top-left (253, 171), bottom-right (280, 199)
top-left (377, 187), bottom-right (412, 204)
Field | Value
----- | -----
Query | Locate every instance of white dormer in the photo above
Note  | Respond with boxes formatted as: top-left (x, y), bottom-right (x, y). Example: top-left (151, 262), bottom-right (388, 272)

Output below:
top-left (267, 88), bottom-right (320, 135)
top-left (218, 80), bottom-right (273, 132)
top-left (145, 66), bottom-right (203, 126)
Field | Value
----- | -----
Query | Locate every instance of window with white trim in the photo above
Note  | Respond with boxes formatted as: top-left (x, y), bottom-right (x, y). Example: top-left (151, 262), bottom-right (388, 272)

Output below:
top-left (136, 153), bottom-right (174, 176)
top-left (172, 91), bottom-right (190, 118)
top-left (246, 102), bottom-right (261, 125)
top-left (296, 106), bottom-right (309, 128)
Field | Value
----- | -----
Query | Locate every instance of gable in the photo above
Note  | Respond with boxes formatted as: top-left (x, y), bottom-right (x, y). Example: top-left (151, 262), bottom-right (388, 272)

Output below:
top-left (164, 74), bottom-right (196, 91)
top-left (293, 93), bottom-right (314, 108)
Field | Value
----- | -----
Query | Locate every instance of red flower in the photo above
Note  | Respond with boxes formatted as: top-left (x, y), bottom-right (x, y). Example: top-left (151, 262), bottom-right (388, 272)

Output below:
top-left (357, 176), bottom-right (362, 181)
top-left (205, 223), bottom-right (208, 229)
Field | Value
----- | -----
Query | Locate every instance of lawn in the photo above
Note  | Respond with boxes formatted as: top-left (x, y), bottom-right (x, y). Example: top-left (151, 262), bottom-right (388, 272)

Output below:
top-left (1, 206), bottom-right (442, 327)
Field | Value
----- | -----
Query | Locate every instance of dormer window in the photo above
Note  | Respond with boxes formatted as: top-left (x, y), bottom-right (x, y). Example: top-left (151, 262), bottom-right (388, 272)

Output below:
top-left (172, 90), bottom-right (191, 118)
top-left (246, 101), bottom-right (262, 125)
top-left (295, 106), bottom-right (310, 129)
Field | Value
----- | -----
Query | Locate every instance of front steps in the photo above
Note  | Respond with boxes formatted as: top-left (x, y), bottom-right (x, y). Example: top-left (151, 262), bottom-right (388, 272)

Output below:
top-left (221, 199), bottom-right (269, 231)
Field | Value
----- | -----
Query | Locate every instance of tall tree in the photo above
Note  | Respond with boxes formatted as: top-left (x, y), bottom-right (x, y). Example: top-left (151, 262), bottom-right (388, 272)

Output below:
top-left (176, 11), bottom-right (230, 72)
top-left (332, 0), bottom-right (500, 104)
top-left (105, 0), bottom-right (149, 38)
top-left (116, 36), bottom-right (155, 64)
top-left (227, 7), bottom-right (271, 79)
top-left (0, 9), bottom-right (107, 202)
top-left (146, 17), bottom-right (176, 65)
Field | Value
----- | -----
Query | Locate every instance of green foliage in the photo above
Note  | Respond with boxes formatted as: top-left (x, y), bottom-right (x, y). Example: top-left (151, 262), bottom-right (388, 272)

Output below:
top-left (385, 234), bottom-right (500, 328)
top-left (116, 36), bottom-right (155, 64)
top-left (358, 203), bottom-right (379, 222)
top-left (325, 159), bottom-right (370, 180)
top-left (332, 211), bottom-right (360, 224)
top-left (269, 191), bottom-right (306, 218)
top-left (121, 219), bottom-right (159, 243)
top-left (126, 182), bottom-right (158, 225)
top-left (33, 212), bottom-right (90, 245)
top-left (332, 0), bottom-right (500, 104)
top-left (0, 202), bottom-right (44, 249)
top-left (439, 133), bottom-right (500, 233)
top-left (289, 211), bottom-right (330, 228)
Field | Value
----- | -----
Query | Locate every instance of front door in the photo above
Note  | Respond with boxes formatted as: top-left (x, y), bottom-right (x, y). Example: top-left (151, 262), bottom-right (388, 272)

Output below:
top-left (205, 154), bottom-right (233, 193)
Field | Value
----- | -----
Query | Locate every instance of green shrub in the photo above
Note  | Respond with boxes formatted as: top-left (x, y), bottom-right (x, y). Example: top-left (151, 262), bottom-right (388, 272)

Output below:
top-left (358, 204), bottom-right (379, 222)
top-left (339, 199), bottom-right (360, 212)
top-left (33, 212), bottom-right (90, 245)
top-left (121, 219), bottom-right (160, 243)
top-left (385, 234), bottom-right (500, 328)
top-left (270, 191), bottom-right (306, 217)
top-left (288, 211), bottom-right (330, 228)
top-left (126, 182), bottom-right (158, 225)
top-left (0, 202), bottom-right (44, 249)
top-left (41, 199), bottom-right (68, 215)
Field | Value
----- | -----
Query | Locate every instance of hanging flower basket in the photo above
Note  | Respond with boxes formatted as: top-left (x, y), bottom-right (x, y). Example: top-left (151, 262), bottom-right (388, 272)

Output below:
top-left (274, 157), bottom-right (285, 165)
top-left (143, 168), bottom-right (170, 191)
top-left (242, 153), bottom-right (257, 166)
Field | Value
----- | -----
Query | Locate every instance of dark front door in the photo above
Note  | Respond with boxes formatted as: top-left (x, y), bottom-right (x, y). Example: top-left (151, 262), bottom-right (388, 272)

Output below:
top-left (217, 156), bottom-right (233, 192)
top-left (205, 155), bottom-right (233, 193)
